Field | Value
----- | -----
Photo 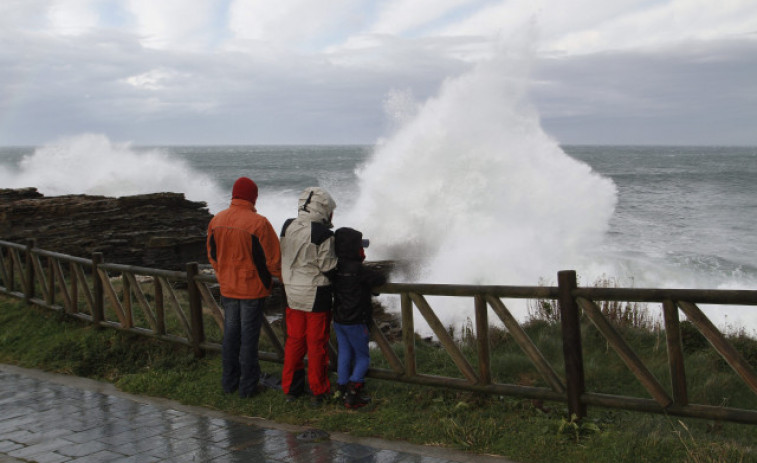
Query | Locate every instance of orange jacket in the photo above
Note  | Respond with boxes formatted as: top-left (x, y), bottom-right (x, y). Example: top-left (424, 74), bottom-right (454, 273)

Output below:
top-left (207, 198), bottom-right (282, 299)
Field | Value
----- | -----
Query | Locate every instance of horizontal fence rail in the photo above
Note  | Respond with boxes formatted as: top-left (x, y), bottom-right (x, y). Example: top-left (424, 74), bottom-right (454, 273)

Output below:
top-left (1, 239), bottom-right (756, 424)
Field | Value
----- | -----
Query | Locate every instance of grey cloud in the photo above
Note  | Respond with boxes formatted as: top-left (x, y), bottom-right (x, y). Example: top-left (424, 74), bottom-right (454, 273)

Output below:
top-left (2, 24), bottom-right (756, 146)
top-left (2, 31), bottom-right (466, 145)
top-left (533, 39), bottom-right (757, 145)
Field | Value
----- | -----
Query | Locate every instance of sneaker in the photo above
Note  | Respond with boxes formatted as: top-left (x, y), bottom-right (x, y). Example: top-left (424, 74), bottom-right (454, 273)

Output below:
top-left (239, 384), bottom-right (266, 398)
top-left (310, 393), bottom-right (329, 408)
top-left (285, 393), bottom-right (299, 403)
top-left (333, 384), bottom-right (348, 401)
top-left (345, 382), bottom-right (371, 409)
top-left (260, 372), bottom-right (282, 391)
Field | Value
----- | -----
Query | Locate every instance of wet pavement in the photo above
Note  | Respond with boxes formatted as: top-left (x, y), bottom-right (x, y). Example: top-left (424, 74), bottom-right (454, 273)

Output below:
top-left (0, 364), bottom-right (513, 463)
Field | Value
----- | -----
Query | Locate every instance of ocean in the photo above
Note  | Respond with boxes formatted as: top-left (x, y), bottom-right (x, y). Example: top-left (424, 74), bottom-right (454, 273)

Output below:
top-left (1, 138), bottom-right (755, 334)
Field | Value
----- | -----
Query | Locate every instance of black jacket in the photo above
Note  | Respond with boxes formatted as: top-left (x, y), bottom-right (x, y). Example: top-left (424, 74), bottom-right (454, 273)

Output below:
top-left (333, 227), bottom-right (386, 325)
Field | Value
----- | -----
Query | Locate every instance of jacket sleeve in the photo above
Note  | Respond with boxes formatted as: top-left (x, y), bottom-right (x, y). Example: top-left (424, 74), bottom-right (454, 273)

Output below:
top-left (260, 219), bottom-right (282, 280)
top-left (316, 234), bottom-right (338, 279)
top-left (360, 265), bottom-right (387, 291)
top-left (206, 221), bottom-right (218, 270)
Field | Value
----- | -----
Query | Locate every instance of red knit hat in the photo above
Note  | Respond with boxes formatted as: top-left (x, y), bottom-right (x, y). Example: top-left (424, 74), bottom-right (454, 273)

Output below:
top-left (232, 177), bottom-right (258, 204)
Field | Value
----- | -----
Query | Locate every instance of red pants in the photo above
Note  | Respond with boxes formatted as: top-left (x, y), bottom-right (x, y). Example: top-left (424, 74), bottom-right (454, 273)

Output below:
top-left (281, 308), bottom-right (331, 396)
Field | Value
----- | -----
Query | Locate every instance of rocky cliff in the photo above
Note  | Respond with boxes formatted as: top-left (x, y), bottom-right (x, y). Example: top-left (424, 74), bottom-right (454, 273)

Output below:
top-left (0, 188), bottom-right (212, 270)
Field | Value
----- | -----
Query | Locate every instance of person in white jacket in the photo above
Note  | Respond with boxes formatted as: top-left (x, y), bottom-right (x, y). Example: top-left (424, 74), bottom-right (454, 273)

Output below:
top-left (279, 187), bottom-right (337, 406)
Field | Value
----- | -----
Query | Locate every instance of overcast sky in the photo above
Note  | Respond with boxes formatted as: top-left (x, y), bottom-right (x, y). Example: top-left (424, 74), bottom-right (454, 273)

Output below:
top-left (1, 0), bottom-right (756, 146)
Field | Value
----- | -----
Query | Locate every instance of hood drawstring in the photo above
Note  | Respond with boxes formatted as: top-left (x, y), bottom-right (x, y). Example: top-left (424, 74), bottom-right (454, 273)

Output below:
top-left (301, 190), bottom-right (314, 212)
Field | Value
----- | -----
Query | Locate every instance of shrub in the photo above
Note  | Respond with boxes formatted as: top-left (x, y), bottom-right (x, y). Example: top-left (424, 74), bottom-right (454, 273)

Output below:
top-left (680, 321), bottom-right (709, 353)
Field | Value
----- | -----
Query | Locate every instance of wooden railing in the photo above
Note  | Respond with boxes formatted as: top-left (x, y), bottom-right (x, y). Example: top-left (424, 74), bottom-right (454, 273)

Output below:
top-left (1, 239), bottom-right (756, 424)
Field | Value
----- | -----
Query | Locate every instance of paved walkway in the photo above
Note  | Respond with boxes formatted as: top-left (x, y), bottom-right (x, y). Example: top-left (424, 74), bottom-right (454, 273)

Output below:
top-left (0, 364), bottom-right (513, 463)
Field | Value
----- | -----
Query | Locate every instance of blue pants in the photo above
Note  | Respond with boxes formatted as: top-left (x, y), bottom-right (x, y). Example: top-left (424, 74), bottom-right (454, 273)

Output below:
top-left (221, 296), bottom-right (264, 397)
top-left (334, 323), bottom-right (370, 385)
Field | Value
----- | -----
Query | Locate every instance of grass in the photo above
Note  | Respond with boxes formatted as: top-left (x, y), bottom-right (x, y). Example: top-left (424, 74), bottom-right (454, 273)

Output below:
top-left (1, 295), bottom-right (756, 462)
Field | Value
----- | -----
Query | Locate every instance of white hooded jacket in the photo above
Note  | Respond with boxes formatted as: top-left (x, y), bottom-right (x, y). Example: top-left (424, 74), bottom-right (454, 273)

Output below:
top-left (279, 187), bottom-right (337, 312)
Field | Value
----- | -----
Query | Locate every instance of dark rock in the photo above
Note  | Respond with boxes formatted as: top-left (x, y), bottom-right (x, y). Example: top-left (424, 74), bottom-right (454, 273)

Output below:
top-left (0, 188), bottom-right (212, 270)
top-left (0, 187), bottom-right (43, 202)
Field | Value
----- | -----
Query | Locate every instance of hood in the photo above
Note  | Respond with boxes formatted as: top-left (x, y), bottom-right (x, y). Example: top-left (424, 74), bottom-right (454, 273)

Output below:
top-left (297, 187), bottom-right (336, 227)
top-left (335, 227), bottom-right (364, 259)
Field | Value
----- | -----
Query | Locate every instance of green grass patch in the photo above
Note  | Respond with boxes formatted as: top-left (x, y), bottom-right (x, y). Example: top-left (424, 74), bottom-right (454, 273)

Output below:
top-left (1, 296), bottom-right (756, 462)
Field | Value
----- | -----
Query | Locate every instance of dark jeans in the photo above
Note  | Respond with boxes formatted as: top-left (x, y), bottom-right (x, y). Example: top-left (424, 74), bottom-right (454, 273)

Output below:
top-left (221, 296), bottom-right (265, 397)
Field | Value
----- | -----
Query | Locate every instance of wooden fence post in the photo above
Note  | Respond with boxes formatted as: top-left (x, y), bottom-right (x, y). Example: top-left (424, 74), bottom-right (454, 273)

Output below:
top-left (475, 294), bottom-right (492, 385)
top-left (92, 252), bottom-right (104, 327)
top-left (401, 293), bottom-right (416, 377)
top-left (187, 262), bottom-right (205, 358)
top-left (155, 277), bottom-right (165, 335)
top-left (558, 270), bottom-right (587, 419)
top-left (6, 247), bottom-right (16, 293)
top-left (24, 239), bottom-right (36, 303)
top-left (663, 299), bottom-right (688, 405)
top-left (46, 257), bottom-right (55, 307)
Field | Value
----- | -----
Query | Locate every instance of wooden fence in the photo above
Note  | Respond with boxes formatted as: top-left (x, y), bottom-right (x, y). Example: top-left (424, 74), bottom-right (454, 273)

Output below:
top-left (1, 238), bottom-right (756, 424)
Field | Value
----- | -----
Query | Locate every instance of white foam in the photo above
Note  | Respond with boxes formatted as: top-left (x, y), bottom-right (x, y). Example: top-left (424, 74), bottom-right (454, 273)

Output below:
top-left (345, 42), bottom-right (617, 288)
top-left (340, 40), bottom-right (623, 334)
top-left (0, 133), bottom-right (227, 212)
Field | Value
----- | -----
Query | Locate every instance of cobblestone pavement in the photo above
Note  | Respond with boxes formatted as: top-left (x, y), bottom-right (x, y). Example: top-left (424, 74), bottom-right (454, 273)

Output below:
top-left (0, 364), bottom-right (513, 463)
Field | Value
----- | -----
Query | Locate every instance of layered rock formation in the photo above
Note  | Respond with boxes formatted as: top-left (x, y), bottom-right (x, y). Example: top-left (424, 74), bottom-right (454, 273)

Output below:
top-left (0, 188), bottom-right (212, 270)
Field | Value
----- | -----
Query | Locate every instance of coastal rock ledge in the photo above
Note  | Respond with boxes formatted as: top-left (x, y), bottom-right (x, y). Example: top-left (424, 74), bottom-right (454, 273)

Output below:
top-left (0, 188), bottom-right (212, 270)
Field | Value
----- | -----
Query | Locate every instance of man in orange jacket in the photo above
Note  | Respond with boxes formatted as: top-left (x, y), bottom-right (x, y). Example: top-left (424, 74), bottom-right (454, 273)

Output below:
top-left (207, 177), bottom-right (282, 398)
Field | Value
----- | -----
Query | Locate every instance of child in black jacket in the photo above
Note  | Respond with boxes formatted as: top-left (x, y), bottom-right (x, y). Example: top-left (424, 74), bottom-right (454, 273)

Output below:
top-left (333, 227), bottom-right (386, 408)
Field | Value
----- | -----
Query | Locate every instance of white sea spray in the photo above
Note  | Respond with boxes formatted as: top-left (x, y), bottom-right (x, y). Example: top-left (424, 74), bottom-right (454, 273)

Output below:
top-left (0, 133), bottom-right (227, 212)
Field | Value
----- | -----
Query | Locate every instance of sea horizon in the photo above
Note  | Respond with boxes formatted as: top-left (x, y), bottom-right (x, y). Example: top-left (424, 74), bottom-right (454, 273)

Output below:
top-left (2, 141), bottom-right (757, 149)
